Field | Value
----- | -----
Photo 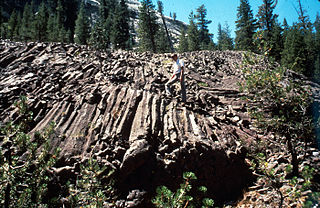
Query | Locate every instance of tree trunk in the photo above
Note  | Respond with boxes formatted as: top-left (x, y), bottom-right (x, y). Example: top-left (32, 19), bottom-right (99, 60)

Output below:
top-left (160, 14), bottom-right (174, 52)
top-left (286, 136), bottom-right (299, 176)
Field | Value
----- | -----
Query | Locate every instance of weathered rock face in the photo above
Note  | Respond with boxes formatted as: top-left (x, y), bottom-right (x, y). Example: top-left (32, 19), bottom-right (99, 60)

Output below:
top-left (1, 40), bottom-right (319, 206)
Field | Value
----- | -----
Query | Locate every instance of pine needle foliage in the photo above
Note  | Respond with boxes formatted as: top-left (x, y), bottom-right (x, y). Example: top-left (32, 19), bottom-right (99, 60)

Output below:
top-left (74, 2), bottom-right (90, 45)
top-left (137, 0), bottom-right (159, 52)
top-left (68, 158), bottom-right (116, 207)
top-left (235, 0), bottom-right (257, 51)
top-left (152, 172), bottom-right (214, 208)
top-left (111, 0), bottom-right (130, 50)
top-left (239, 52), bottom-right (313, 176)
top-left (0, 96), bottom-right (60, 208)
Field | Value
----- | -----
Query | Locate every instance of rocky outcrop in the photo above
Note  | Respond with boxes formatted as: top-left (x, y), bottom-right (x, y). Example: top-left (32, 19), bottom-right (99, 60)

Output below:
top-left (1, 40), bottom-right (319, 207)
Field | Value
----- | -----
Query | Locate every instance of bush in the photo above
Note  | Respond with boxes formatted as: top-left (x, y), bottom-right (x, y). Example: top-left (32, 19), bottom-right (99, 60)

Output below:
top-left (239, 53), bottom-right (317, 207)
top-left (152, 172), bottom-right (214, 208)
top-left (68, 158), bottom-right (116, 207)
top-left (0, 96), bottom-right (59, 207)
top-left (239, 52), bottom-right (313, 175)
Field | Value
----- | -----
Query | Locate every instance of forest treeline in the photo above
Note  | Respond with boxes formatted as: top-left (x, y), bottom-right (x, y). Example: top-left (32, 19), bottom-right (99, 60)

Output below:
top-left (0, 0), bottom-right (319, 80)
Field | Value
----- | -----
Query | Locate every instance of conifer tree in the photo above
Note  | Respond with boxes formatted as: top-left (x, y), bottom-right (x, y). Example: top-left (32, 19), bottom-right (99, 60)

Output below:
top-left (64, 0), bottom-right (78, 42)
top-left (256, 0), bottom-right (278, 39)
top-left (20, 2), bottom-right (34, 41)
top-left (297, 0), bottom-right (316, 77)
top-left (281, 24), bottom-right (308, 74)
top-left (282, 18), bottom-right (289, 39)
top-left (314, 14), bottom-right (320, 80)
top-left (111, 0), bottom-right (130, 49)
top-left (33, 1), bottom-right (48, 42)
top-left (269, 18), bottom-right (283, 62)
top-left (55, 0), bottom-right (67, 42)
top-left (74, 2), bottom-right (90, 45)
top-left (256, 0), bottom-right (278, 54)
top-left (187, 11), bottom-right (200, 51)
top-left (195, 4), bottom-right (213, 50)
top-left (235, 0), bottom-right (257, 51)
top-left (15, 13), bottom-right (22, 41)
top-left (8, 10), bottom-right (18, 40)
top-left (47, 0), bottom-right (57, 14)
top-left (46, 0), bottom-right (64, 42)
top-left (217, 23), bottom-right (234, 50)
top-left (47, 13), bottom-right (56, 42)
top-left (90, 0), bottom-right (117, 49)
top-left (128, 21), bottom-right (136, 49)
top-left (156, 27), bottom-right (171, 53)
top-left (0, 1), bottom-right (4, 38)
top-left (157, 0), bottom-right (173, 52)
top-left (178, 27), bottom-right (189, 53)
top-left (89, 21), bottom-right (104, 49)
top-left (137, 0), bottom-right (159, 52)
top-left (207, 40), bottom-right (216, 51)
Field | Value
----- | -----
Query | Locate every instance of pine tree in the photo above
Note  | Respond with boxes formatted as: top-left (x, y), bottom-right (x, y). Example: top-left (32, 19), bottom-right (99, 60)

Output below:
top-left (195, 4), bottom-right (213, 50)
top-left (90, 0), bottom-right (117, 49)
top-left (47, 13), bottom-right (57, 42)
top-left (74, 2), bottom-right (90, 45)
top-left (33, 1), bottom-right (48, 42)
top-left (256, 0), bottom-right (278, 54)
top-left (15, 13), bottom-right (22, 41)
top-left (256, 0), bottom-right (278, 39)
top-left (157, 0), bottom-right (173, 52)
top-left (47, 0), bottom-right (57, 14)
top-left (178, 27), bottom-right (189, 53)
top-left (89, 20), bottom-right (105, 49)
top-left (217, 23), bottom-right (234, 50)
top-left (207, 40), bottom-right (216, 51)
top-left (47, 0), bottom-right (63, 42)
top-left (111, 0), bottom-right (130, 49)
top-left (281, 24), bottom-right (308, 74)
top-left (55, 0), bottom-right (66, 42)
top-left (269, 18), bottom-right (283, 62)
top-left (282, 18), bottom-right (289, 39)
top-left (8, 10), bottom-right (18, 40)
top-left (156, 27), bottom-right (171, 53)
top-left (20, 2), bottom-right (34, 41)
top-left (234, 0), bottom-right (257, 51)
top-left (137, 0), bottom-right (159, 52)
top-left (187, 11), bottom-right (200, 51)
top-left (0, 1), bottom-right (4, 39)
top-left (64, 0), bottom-right (78, 42)
top-left (297, 0), bottom-right (316, 77)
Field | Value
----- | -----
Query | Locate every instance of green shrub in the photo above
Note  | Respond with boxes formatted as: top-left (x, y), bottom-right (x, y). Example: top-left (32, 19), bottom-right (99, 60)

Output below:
top-left (303, 192), bottom-right (320, 208)
top-left (68, 158), bottom-right (116, 207)
top-left (239, 52), bottom-right (313, 176)
top-left (239, 53), bottom-right (317, 207)
top-left (0, 96), bottom-right (59, 207)
top-left (152, 172), bottom-right (214, 208)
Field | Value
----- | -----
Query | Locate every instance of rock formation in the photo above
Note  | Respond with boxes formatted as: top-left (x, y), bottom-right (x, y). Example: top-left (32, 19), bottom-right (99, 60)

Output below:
top-left (0, 40), bottom-right (319, 207)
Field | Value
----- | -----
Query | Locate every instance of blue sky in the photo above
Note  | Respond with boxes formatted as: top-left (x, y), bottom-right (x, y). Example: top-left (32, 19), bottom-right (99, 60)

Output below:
top-left (152, 0), bottom-right (320, 42)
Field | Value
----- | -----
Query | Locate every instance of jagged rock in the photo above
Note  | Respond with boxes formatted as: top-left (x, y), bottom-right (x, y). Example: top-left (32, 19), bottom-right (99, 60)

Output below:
top-left (1, 40), bottom-right (319, 207)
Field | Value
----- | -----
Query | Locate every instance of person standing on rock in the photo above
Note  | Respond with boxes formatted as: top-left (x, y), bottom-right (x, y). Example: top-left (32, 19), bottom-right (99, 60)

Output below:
top-left (165, 54), bottom-right (186, 104)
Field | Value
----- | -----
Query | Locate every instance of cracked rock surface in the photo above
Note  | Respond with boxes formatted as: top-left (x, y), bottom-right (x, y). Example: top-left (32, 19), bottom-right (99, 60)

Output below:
top-left (1, 40), bottom-right (319, 207)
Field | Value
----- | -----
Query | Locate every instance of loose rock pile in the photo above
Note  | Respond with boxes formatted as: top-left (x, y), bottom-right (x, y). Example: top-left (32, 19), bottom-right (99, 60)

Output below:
top-left (0, 40), bottom-right (319, 207)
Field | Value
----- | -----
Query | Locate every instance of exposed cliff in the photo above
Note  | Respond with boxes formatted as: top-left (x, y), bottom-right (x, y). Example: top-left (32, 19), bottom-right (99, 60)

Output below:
top-left (0, 40), bottom-right (319, 207)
